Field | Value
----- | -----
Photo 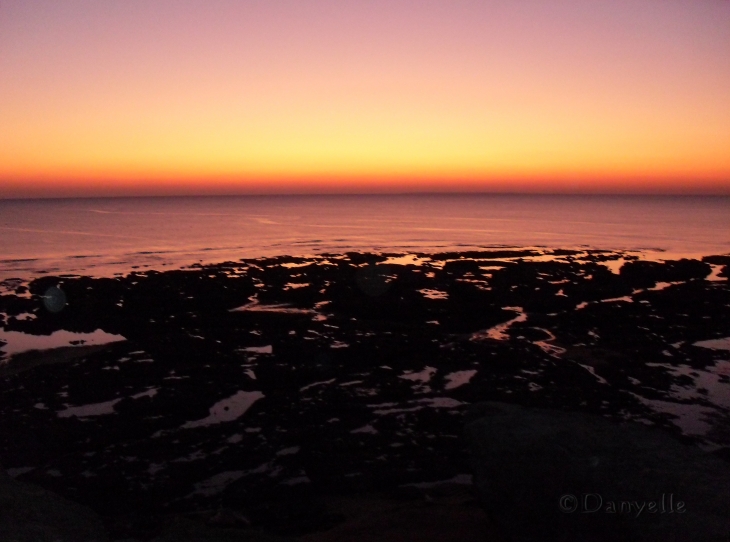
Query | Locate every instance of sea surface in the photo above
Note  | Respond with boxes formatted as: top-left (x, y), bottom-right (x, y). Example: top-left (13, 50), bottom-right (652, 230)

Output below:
top-left (1, 193), bottom-right (729, 279)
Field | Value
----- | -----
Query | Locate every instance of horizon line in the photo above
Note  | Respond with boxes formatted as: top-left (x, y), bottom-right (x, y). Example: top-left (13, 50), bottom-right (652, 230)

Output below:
top-left (2, 190), bottom-right (730, 202)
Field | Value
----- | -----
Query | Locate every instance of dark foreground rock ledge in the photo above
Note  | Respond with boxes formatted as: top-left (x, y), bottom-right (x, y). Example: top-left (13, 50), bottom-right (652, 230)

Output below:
top-left (0, 465), bottom-right (108, 542)
top-left (466, 402), bottom-right (730, 542)
top-left (0, 465), bottom-right (292, 542)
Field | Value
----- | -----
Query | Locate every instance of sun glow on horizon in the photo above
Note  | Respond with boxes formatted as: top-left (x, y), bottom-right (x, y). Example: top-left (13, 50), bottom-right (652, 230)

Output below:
top-left (1, 0), bottom-right (729, 198)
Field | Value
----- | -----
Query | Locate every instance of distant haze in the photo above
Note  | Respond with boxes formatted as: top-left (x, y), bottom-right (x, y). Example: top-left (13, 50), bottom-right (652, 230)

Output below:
top-left (1, 1), bottom-right (729, 198)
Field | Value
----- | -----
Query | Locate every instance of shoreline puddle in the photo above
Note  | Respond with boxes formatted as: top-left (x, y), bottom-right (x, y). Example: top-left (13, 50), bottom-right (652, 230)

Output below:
top-left (182, 391), bottom-right (265, 429)
top-left (694, 337), bottom-right (730, 351)
top-left (471, 307), bottom-right (526, 341)
top-left (444, 370), bottom-right (477, 390)
top-left (0, 328), bottom-right (125, 359)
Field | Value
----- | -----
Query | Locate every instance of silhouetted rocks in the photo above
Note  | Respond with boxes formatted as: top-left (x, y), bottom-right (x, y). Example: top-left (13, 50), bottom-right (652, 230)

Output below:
top-left (620, 259), bottom-right (711, 287)
top-left (467, 402), bottom-right (730, 542)
top-left (0, 249), bottom-right (728, 539)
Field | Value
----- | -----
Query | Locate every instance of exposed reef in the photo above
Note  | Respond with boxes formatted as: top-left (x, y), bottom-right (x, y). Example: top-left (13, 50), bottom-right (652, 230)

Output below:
top-left (0, 249), bottom-right (728, 539)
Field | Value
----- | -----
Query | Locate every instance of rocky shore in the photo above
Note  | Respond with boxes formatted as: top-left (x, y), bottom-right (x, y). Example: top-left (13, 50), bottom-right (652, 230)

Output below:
top-left (0, 249), bottom-right (728, 540)
top-left (467, 402), bottom-right (730, 542)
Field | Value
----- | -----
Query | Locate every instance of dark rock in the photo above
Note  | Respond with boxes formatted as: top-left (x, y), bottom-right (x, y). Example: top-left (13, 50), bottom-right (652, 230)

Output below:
top-left (466, 402), bottom-right (730, 542)
top-left (701, 255), bottom-right (730, 266)
top-left (0, 466), bottom-right (108, 541)
top-left (620, 259), bottom-right (712, 287)
top-left (2, 251), bottom-right (729, 537)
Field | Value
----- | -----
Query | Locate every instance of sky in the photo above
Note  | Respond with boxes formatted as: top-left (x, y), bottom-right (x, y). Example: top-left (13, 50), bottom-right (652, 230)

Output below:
top-left (1, 0), bottom-right (729, 198)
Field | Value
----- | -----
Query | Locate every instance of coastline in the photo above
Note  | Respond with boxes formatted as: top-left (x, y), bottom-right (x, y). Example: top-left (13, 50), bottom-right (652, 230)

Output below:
top-left (0, 248), bottom-right (728, 540)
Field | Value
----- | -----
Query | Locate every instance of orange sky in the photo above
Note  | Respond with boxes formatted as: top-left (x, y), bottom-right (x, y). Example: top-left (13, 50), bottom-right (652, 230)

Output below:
top-left (1, 0), bottom-right (729, 198)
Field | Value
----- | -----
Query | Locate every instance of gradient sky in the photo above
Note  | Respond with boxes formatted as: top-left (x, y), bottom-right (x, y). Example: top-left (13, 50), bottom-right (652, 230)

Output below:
top-left (1, 0), bottom-right (729, 197)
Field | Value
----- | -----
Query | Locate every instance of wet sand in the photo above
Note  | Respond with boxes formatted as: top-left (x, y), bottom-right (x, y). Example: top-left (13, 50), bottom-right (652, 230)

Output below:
top-left (0, 249), bottom-right (728, 540)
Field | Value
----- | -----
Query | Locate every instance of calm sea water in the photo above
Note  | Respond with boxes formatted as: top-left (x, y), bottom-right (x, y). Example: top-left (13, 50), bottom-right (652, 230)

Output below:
top-left (1, 194), bottom-right (729, 279)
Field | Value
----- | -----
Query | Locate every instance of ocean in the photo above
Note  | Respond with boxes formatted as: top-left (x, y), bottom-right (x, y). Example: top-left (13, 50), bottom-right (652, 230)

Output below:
top-left (1, 194), bottom-right (729, 279)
